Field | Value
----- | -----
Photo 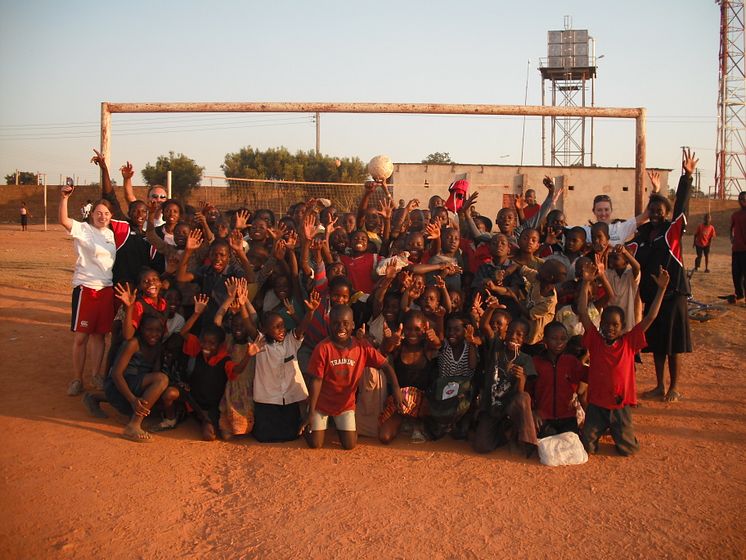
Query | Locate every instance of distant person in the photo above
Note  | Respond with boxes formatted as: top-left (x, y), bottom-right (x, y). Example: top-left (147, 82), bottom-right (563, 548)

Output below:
top-left (693, 213), bottom-right (716, 273)
top-left (731, 191), bottom-right (746, 304)
top-left (19, 202), bottom-right (30, 231)
top-left (520, 188), bottom-right (540, 222)
top-left (81, 199), bottom-right (93, 220)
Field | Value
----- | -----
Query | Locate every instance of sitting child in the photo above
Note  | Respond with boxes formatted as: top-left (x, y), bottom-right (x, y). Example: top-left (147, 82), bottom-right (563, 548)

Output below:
top-left (104, 315), bottom-right (172, 443)
top-left (530, 322), bottom-right (587, 437)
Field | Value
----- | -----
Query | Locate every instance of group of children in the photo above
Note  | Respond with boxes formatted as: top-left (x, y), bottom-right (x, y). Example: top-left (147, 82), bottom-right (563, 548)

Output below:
top-left (68, 148), bottom-right (699, 458)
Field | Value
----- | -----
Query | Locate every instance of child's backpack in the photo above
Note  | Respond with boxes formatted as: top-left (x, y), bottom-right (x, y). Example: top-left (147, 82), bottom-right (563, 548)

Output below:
top-left (426, 374), bottom-right (473, 422)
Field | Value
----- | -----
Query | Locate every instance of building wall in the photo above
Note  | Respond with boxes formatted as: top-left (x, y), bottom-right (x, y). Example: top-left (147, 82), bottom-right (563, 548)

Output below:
top-left (391, 163), bottom-right (671, 228)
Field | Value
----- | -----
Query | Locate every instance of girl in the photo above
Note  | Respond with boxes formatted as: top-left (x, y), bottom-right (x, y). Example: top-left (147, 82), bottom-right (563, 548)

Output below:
top-left (424, 314), bottom-right (481, 440)
top-left (58, 182), bottom-right (119, 396)
top-left (104, 315), bottom-right (172, 443)
top-left (634, 149), bottom-right (696, 403)
top-left (339, 230), bottom-right (381, 296)
top-left (379, 310), bottom-right (441, 444)
top-left (155, 199), bottom-right (182, 246)
top-left (252, 291), bottom-right (320, 442)
top-left (428, 227), bottom-right (463, 291)
top-left (513, 228), bottom-right (542, 269)
top-left (179, 295), bottom-right (258, 441)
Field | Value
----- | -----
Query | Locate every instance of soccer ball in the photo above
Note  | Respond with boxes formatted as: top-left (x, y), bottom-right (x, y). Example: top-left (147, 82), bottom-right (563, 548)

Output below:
top-left (367, 155), bottom-right (394, 181)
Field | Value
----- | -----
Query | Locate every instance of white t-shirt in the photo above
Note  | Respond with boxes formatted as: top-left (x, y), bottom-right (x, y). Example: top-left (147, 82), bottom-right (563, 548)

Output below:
top-left (253, 333), bottom-right (308, 405)
top-left (165, 313), bottom-right (185, 337)
top-left (605, 268), bottom-right (641, 332)
top-left (582, 216), bottom-right (638, 246)
top-left (69, 220), bottom-right (116, 289)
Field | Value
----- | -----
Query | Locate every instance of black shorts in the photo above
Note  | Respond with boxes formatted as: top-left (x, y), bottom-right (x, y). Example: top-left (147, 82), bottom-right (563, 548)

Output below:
top-left (20, 215), bottom-right (28, 226)
top-left (252, 402), bottom-right (302, 442)
top-left (104, 373), bottom-right (145, 416)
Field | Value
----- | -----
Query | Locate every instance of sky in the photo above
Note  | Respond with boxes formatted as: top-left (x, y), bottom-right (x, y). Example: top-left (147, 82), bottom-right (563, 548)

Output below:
top-left (0, 0), bottom-right (721, 192)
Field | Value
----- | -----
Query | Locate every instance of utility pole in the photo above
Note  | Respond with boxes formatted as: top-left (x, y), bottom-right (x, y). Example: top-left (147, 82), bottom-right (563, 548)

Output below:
top-left (315, 112), bottom-right (321, 155)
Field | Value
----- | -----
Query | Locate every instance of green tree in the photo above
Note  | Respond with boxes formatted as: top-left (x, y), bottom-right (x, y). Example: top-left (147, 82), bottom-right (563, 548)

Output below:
top-left (222, 146), bottom-right (367, 185)
top-left (141, 151), bottom-right (204, 199)
top-left (4, 171), bottom-right (37, 185)
top-left (421, 152), bottom-right (454, 164)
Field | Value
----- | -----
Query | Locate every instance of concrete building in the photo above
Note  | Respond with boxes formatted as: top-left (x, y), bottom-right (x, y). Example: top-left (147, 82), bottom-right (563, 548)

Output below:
top-left (392, 163), bottom-right (671, 228)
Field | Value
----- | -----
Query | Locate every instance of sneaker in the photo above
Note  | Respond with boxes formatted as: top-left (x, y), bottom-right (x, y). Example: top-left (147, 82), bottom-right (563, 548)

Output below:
top-left (67, 378), bottom-right (83, 396)
top-left (151, 417), bottom-right (177, 432)
top-left (411, 428), bottom-right (427, 443)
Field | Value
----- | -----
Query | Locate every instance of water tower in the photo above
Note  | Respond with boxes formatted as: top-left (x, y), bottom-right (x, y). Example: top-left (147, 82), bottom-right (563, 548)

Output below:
top-left (539, 17), bottom-right (598, 167)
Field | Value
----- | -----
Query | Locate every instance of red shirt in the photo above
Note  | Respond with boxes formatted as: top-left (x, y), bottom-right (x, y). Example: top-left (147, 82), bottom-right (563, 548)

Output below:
top-left (182, 333), bottom-right (238, 380)
top-left (308, 338), bottom-right (387, 416)
top-left (583, 323), bottom-right (645, 409)
top-left (130, 295), bottom-right (167, 330)
top-left (731, 209), bottom-right (746, 252)
top-left (531, 354), bottom-right (588, 420)
top-left (339, 253), bottom-right (380, 295)
top-left (694, 223), bottom-right (716, 248)
top-left (523, 204), bottom-right (540, 221)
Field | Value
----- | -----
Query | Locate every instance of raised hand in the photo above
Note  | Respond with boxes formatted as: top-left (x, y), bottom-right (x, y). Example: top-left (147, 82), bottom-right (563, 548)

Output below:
top-left (647, 170), bottom-right (661, 194)
top-left (90, 148), bottom-right (106, 167)
top-left (247, 336), bottom-right (267, 357)
top-left (285, 231), bottom-right (298, 250)
top-left (424, 222), bottom-right (440, 240)
top-left (485, 295), bottom-right (503, 309)
top-left (594, 250), bottom-right (607, 276)
top-left (273, 239), bottom-right (287, 260)
top-left (229, 229), bottom-right (245, 254)
top-left (682, 148), bottom-right (699, 176)
top-left (405, 199), bottom-right (420, 212)
top-left (325, 216), bottom-right (338, 238)
top-left (514, 194), bottom-right (527, 210)
top-left (551, 185), bottom-right (564, 205)
top-left (186, 229), bottom-right (203, 251)
top-left (652, 266), bottom-right (670, 289)
top-left (236, 278), bottom-right (249, 305)
top-left (542, 176), bottom-right (555, 190)
top-left (464, 324), bottom-right (482, 346)
top-left (400, 271), bottom-right (413, 292)
top-left (377, 198), bottom-right (395, 219)
top-left (283, 298), bottom-right (296, 317)
top-left (302, 213), bottom-right (317, 241)
top-left (114, 283), bottom-right (137, 307)
top-left (120, 161), bottom-right (134, 180)
top-left (193, 294), bottom-right (209, 314)
top-left (225, 277), bottom-right (240, 299)
top-left (442, 263), bottom-right (461, 277)
top-left (425, 327), bottom-right (441, 347)
top-left (234, 209), bottom-right (250, 231)
top-left (434, 275), bottom-right (446, 290)
top-left (304, 290), bottom-right (321, 312)
top-left (386, 323), bottom-right (403, 348)
top-left (462, 191), bottom-right (479, 212)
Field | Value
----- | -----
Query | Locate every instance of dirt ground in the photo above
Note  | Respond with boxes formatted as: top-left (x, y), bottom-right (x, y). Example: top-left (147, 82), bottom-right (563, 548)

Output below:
top-left (0, 223), bottom-right (744, 559)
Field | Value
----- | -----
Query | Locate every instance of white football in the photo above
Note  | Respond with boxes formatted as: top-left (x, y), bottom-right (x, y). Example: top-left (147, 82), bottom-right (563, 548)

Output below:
top-left (367, 155), bottom-right (394, 181)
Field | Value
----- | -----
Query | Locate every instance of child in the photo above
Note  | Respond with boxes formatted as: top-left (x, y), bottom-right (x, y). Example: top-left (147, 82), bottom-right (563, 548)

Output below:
top-left (179, 295), bottom-right (258, 441)
top-left (428, 227), bottom-right (464, 291)
top-left (339, 230), bottom-right (381, 296)
top-left (578, 264), bottom-right (670, 455)
top-left (424, 314), bottom-right (481, 440)
top-left (252, 291), bottom-right (320, 442)
top-left (479, 295), bottom-right (512, 343)
top-left (104, 315), bottom-right (171, 443)
top-left (304, 305), bottom-right (403, 450)
top-left (530, 322), bottom-right (587, 437)
top-left (693, 214), bottom-right (716, 273)
top-left (546, 226), bottom-right (587, 273)
top-left (513, 228), bottom-right (543, 269)
top-left (515, 259), bottom-right (567, 348)
top-left (20, 202), bottom-right (30, 231)
top-left (164, 288), bottom-right (185, 337)
top-left (605, 244), bottom-right (641, 333)
top-left (472, 318), bottom-right (539, 456)
top-left (379, 310), bottom-right (441, 444)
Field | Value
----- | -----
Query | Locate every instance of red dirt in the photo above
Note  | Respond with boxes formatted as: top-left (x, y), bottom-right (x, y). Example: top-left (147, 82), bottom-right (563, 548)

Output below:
top-left (0, 224), bottom-right (744, 559)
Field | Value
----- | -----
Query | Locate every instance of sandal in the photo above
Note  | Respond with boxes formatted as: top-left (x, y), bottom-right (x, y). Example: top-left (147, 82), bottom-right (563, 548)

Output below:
top-left (411, 428), bottom-right (427, 444)
top-left (67, 378), bottom-right (83, 397)
top-left (664, 390), bottom-right (683, 403)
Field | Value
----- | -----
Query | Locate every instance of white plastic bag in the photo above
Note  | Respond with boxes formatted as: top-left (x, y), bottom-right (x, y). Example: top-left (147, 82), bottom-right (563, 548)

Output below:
top-left (537, 431), bottom-right (588, 467)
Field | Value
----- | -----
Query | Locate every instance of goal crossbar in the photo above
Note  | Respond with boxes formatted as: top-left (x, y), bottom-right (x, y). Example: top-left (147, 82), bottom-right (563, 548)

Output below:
top-left (100, 101), bottom-right (647, 212)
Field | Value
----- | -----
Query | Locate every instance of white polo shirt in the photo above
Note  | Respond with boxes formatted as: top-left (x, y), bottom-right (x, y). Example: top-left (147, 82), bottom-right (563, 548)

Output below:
top-left (253, 333), bottom-right (308, 406)
top-left (69, 220), bottom-right (115, 289)
top-left (582, 216), bottom-right (638, 246)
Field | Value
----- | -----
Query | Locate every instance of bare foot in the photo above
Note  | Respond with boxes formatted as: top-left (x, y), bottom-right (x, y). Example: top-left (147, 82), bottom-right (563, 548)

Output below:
top-left (641, 387), bottom-right (665, 400)
top-left (122, 426), bottom-right (154, 443)
top-left (201, 422), bottom-right (217, 442)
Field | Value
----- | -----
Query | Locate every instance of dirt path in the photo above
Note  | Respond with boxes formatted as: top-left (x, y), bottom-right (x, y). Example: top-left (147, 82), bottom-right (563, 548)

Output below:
top-left (0, 225), bottom-right (744, 559)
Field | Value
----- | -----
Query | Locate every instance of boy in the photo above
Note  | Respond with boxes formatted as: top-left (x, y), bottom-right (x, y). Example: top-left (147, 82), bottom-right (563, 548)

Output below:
top-left (303, 305), bottom-right (403, 450)
top-left (693, 214), bottom-right (716, 273)
top-left (578, 263), bottom-right (669, 456)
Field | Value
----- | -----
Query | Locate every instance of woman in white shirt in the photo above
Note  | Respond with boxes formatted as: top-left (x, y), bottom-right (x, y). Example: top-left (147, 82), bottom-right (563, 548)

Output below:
top-left (59, 184), bottom-right (117, 396)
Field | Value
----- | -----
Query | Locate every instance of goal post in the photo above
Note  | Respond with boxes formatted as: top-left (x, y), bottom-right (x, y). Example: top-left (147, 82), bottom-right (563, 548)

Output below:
top-left (100, 101), bottom-right (648, 213)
